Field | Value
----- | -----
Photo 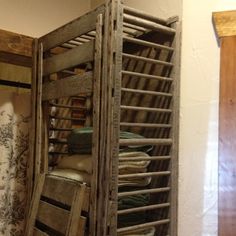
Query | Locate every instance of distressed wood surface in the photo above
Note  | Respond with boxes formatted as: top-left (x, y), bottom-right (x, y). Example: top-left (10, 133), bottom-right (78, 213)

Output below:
top-left (42, 72), bottom-right (93, 100)
top-left (33, 228), bottom-right (49, 236)
top-left (43, 40), bottom-right (94, 76)
top-left (213, 10), bottom-right (236, 38)
top-left (219, 36), bottom-right (236, 236)
top-left (37, 200), bottom-right (69, 234)
top-left (0, 29), bottom-right (33, 57)
top-left (39, 5), bottom-right (105, 51)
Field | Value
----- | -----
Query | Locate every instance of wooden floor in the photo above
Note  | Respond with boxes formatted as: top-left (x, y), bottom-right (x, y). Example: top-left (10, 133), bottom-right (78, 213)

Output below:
top-left (219, 35), bottom-right (236, 236)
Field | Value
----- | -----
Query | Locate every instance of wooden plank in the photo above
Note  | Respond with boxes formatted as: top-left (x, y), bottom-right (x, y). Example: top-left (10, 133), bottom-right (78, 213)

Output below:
top-left (43, 40), bottom-right (94, 76)
top-left (66, 184), bottom-right (86, 236)
top-left (0, 51), bottom-right (32, 67)
top-left (39, 5), bottom-right (104, 51)
top-left (213, 10), bottom-right (236, 38)
top-left (42, 175), bottom-right (90, 212)
top-left (33, 228), bottom-right (49, 236)
top-left (119, 138), bottom-right (172, 145)
top-left (77, 216), bottom-right (87, 236)
top-left (25, 174), bottom-right (45, 236)
top-left (118, 171), bottom-right (171, 179)
top-left (121, 87), bottom-right (172, 97)
top-left (0, 29), bottom-right (33, 57)
top-left (89, 13), bottom-right (103, 236)
top-left (37, 200), bottom-right (69, 234)
top-left (219, 36), bottom-right (236, 236)
top-left (117, 219), bottom-right (170, 234)
top-left (42, 72), bottom-right (93, 100)
top-left (123, 14), bottom-right (176, 35)
top-left (123, 6), bottom-right (168, 25)
top-left (120, 105), bottom-right (172, 113)
top-left (120, 122), bottom-right (172, 128)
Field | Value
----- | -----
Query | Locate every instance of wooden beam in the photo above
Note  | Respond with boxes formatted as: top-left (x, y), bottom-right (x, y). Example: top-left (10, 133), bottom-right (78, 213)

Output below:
top-left (0, 29), bottom-right (33, 57)
top-left (213, 10), bottom-right (236, 38)
top-left (42, 72), bottom-right (93, 100)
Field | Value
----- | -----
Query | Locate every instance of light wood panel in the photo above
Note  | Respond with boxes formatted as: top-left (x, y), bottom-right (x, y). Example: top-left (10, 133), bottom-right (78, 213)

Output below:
top-left (219, 35), bottom-right (236, 236)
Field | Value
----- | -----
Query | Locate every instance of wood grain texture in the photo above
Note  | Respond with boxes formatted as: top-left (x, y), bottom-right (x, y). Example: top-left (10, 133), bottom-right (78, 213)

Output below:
top-left (219, 36), bottom-right (236, 236)
top-left (0, 29), bottom-right (33, 57)
top-left (213, 10), bottom-right (236, 38)
top-left (42, 72), bottom-right (93, 101)
top-left (43, 40), bottom-right (94, 76)
top-left (33, 228), bottom-right (49, 236)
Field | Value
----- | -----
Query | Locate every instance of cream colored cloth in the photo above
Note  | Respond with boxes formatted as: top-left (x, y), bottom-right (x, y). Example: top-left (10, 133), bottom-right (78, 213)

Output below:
top-left (50, 168), bottom-right (91, 185)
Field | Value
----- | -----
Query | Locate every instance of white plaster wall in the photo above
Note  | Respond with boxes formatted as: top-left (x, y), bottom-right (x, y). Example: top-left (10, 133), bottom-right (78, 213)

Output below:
top-left (0, 0), bottom-right (90, 37)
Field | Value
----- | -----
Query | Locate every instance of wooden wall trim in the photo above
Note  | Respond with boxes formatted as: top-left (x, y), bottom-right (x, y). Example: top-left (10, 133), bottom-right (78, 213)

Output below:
top-left (0, 29), bottom-right (33, 66)
top-left (213, 10), bottom-right (236, 38)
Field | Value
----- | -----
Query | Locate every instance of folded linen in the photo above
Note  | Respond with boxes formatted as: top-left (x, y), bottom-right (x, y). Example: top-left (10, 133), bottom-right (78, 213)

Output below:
top-left (67, 127), bottom-right (153, 154)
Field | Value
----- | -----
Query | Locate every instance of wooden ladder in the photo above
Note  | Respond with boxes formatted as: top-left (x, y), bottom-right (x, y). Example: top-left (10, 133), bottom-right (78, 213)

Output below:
top-left (25, 174), bottom-right (89, 236)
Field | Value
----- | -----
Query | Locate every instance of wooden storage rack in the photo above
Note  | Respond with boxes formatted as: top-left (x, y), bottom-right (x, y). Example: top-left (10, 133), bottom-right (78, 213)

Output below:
top-left (0, 0), bottom-right (180, 235)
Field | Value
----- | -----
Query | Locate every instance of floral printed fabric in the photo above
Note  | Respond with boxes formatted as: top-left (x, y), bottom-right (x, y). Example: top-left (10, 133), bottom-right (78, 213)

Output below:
top-left (0, 92), bottom-right (30, 236)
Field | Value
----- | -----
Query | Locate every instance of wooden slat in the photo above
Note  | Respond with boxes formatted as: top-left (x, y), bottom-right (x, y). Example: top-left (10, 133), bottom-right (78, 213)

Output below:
top-left (122, 53), bottom-right (173, 67)
top-left (123, 6), bottom-right (168, 25)
top-left (42, 175), bottom-right (90, 212)
top-left (118, 187), bottom-right (170, 197)
top-left (77, 216), bottom-right (87, 236)
top-left (123, 14), bottom-right (176, 35)
top-left (119, 155), bottom-right (171, 161)
top-left (0, 29), bottom-right (33, 57)
top-left (118, 171), bottom-right (171, 179)
top-left (117, 202), bottom-right (170, 215)
top-left (120, 105), bottom-right (172, 113)
top-left (123, 36), bottom-right (174, 51)
top-left (119, 138), bottom-right (172, 145)
top-left (117, 219), bottom-right (170, 234)
top-left (120, 122), bottom-right (171, 128)
top-left (213, 10), bottom-right (236, 38)
top-left (34, 228), bottom-right (49, 236)
top-left (122, 70), bottom-right (173, 82)
top-left (50, 116), bottom-right (85, 121)
top-left (43, 40), bottom-right (94, 76)
top-left (37, 201), bottom-right (69, 234)
top-left (0, 51), bottom-right (32, 67)
top-left (49, 102), bottom-right (86, 110)
top-left (39, 5), bottom-right (105, 51)
top-left (42, 72), bottom-right (93, 100)
top-left (121, 87), bottom-right (172, 97)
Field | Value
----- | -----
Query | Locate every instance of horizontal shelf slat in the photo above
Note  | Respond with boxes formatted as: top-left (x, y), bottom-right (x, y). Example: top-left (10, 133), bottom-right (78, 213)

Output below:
top-left (118, 187), bottom-right (170, 197)
top-left (118, 202), bottom-right (170, 215)
top-left (43, 40), bottom-right (94, 76)
top-left (119, 138), bottom-right (172, 145)
top-left (49, 103), bottom-right (86, 110)
top-left (49, 127), bottom-right (73, 131)
top-left (118, 171), bottom-right (171, 179)
top-left (123, 14), bottom-right (176, 35)
top-left (123, 36), bottom-right (174, 51)
top-left (119, 155), bottom-right (171, 161)
top-left (117, 219), bottom-right (170, 234)
top-left (122, 53), bottom-right (173, 67)
top-left (49, 138), bottom-right (67, 144)
top-left (50, 116), bottom-right (85, 121)
top-left (121, 87), bottom-right (172, 97)
top-left (120, 105), bottom-right (172, 113)
top-left (122, 70), bottom-right (173, 82)
top-left (120, 122), bottom-right (171, 128)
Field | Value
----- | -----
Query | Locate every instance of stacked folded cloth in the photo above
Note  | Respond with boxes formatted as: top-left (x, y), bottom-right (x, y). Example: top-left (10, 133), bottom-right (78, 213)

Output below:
top-left (50, 127), bottom-right (155, 236)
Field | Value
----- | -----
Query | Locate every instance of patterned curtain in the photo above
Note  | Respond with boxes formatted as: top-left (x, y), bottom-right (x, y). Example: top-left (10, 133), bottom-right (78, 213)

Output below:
top-left (0, 91), bottom-right (31, 236)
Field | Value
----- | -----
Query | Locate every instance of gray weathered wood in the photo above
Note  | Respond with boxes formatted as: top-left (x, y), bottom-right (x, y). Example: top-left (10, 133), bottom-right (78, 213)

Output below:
top-left (37, 200), bottom-right (69, 234)
top-left (39, 5), bottom-right (105, 51)
top-left (121, 87), bottom-right (172, 97)
top-left (42, 72), bottom-right (93, 100)
top-left (120, 105), bottom-right (172, 113)
top-left (120, 122), bottom-right (172, 128)
top-left (43, 40), bottom-right (94, 76)
top-left (118, 171), bottom-right (171, 179)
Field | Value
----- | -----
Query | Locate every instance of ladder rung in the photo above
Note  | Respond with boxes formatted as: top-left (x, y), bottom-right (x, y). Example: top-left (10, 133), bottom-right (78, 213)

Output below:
top-left (121, 87), bottom-right (172, 97)
top-left (122, 70), bottom-right (173, 82)
top-left (118, 203), bottom-right (170, 215)
top-left (49, 138), bottom-right (67, 144)
top-left (119, 138), bottom-right (172, 146)
top-left (123, 36), bottom-right (174, 51)
top-left (118, 187), bottom-right (170, 197)
top-left (50, 116), bottom-right (86, 121)
top-left (117, 219), bottom-right (170, 233)
top-left (120, 122), bottom-right (171, 128)
top-left (118, 171), bottom-right (171, 179)
top-left (49, 102), bottom-right (86, 110)
top-left (122, 53), bottom-right (173, 67)
top-left (119, 156), bottom-right (171, 161)
top-left (121, 105), bottom-right (172, 113)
